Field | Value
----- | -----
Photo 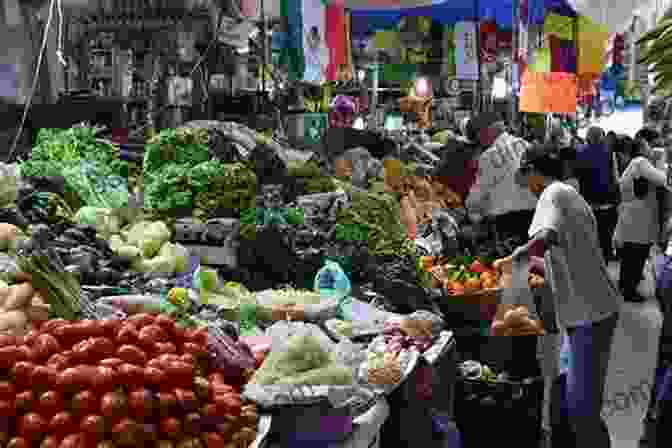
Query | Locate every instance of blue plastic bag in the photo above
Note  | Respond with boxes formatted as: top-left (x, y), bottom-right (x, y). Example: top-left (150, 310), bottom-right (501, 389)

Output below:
top-left (314, 259), bottom-right (351, 300)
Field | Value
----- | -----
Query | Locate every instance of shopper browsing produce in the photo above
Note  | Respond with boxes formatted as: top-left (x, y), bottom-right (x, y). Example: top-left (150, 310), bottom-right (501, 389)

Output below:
top-left (465, 113), bottom-right (537, 242)
top-left (512, 142), bottom-right (622, 448)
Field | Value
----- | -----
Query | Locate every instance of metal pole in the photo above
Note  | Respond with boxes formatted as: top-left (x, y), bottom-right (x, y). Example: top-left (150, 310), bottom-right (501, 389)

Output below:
top-left (260, 0), bottom-right (266, 95)
top-left (511, 0), bottom-right (520, 127)
top-left (473, 0), bottom-right (482, 113)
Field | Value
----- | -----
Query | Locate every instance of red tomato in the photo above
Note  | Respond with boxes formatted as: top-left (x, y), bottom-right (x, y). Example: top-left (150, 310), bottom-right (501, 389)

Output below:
top-left (0, 334), bottom-right (16, 346)
top-left (32, 366), bottom-right (59, 390)
top-left (164, 362), bottom-right (193, 388)
top-left (138, 325), bottom-right (169, 348)
top-left (127, 314), bottom-right (155, 328)
top-left (117, 345), bottom-right (148, 365)
top-left (56, 367), bottom-right (81, 393)
top-left (213, 393), bottom-right (242, 416)
top-left (154, 342), bottom-right (177, 355)
top-left (49, 411), bottom-right (76, 437)
top-left (17, 412), bottom-right (47, 440)
top-left (172, 326), bottom-right (188, 345)
top-left (147, 358), bottom-right (164, 370)
top-left (58, 433), bottom-right (84, 448)
top-left (46, 353), bottom-right (70, 371)
top-left (143, 367), bottom-right (166, 387)
top-left (71, 390), bottom-right (98, 417)
top-left (0, 381), bottom-right (15, 400)
top-left (99, 319), bottom-right (122, 338)
top-left (117, 363), bottom-right (145, 388)
top-left (178, 353), bottom-right (195, 365)
top-left (38, 390), bottom-right (65, 417)
top-left (32, 334), bottom-right (62, 361)
top-left (7, 437), bottom-right (31, 448)
top-left (208, 373), bottom-right (225, 385)
top-left (182, 342), bottom-right (208, 358)
top-left (90, 366), bottom-right (116, 394)
top-left (77, 320), bottom-right (106, 338)
top-left (187, 328), bottom-right (209, 347)
top-left (80, 414), bottom-right (106, 437)
top-left (22, 329), bottom-right (40, 347)
top-left (0, 346), bottom-right (26, 368)
top-left (202, 432), bottom-right (226, 448)
top-left (209, 383), bottom-right (235, 400)
top-left (201, 403), bottom-right (218, 418)
top-left (112, 418), bottom-right (142, 447)
top-left (0, 399), bottom-right (13, 417)
top-left (14, 345), bottom-right (36, 363)
top-left (39, 435), bottom-right (60, 448)
top-left (128, 388), bottom-right (155, 419)
top-left (99, 391), bottom-right (128, 420)
top-left (153, 315), bottom-right (176, 334)
top-left (173, 388), bottom-right (198, 412)
top-left (115, 325), bottom-right (140, 346)
top-left (157, 354), bottom-right (180, 365)
top-left (71, 339), bottom-right (95, 364)
top-left (159, 417), bottom-right (181, 439)
top-left (40, 319), bottom-right (68, 334)
top-left (14, 390), bottom-right (35, 414)
top-left (98, 358), bottom-right (124, 368)
top-left (89, 338), bottom-right (115, 360)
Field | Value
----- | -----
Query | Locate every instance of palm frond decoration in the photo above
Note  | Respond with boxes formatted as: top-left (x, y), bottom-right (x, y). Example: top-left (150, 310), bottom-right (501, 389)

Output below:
top-left (638, 18), bottom-right (672, 96)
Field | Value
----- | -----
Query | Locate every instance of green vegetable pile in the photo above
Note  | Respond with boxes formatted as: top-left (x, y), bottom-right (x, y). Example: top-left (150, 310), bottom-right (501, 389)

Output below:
top-left (142, 129), bottom-right (257, 219)
top-left (18, 127), bottom-right (130, 210)
top-left (287, 161), bottom-right (337, 194)
top-left (251, 334), bottom-right (353, 386)
top-left (337, 189), bottom-right (415, 257)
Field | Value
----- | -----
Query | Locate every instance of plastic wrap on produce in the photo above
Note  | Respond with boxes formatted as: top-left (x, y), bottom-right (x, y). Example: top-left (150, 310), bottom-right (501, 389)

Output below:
top-left (98, 294), bottom-right (163, 314)
top-left (207, 323), bottom-right (256, 370)
top-left (264, 321), bottom-right (334, 352)
top-left (256, 290), bottom-right (340, 322)
top-left (250, 415), bottom-right (273, 448)
top-left (359, 337), bottom-right (421, 397)
top-left (422, 330), bottom-right (454, 365)
top-left (243, 383), bottom-right (376, 410)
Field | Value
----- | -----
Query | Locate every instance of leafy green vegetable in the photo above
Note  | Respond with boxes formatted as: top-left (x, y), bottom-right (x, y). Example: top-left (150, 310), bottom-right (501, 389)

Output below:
top-left (143, 127), bottom-right (210, 176)
top-left (336, 188), bottom-right (415, 257)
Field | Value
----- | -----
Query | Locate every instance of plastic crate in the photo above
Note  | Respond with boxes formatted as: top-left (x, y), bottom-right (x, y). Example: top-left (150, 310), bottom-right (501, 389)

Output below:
top-left (455, 376), bottom-right (543, 448)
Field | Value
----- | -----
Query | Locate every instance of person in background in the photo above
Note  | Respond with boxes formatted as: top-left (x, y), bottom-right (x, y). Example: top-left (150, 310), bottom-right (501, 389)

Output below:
top-left (465, 113), bottom-right (538, 243)
top-left (574, 127), bottom-right (621, 262)
top-left (512, 142), bottom-right (622, 448)
top-left (613, 137), bottom-right (664, 303)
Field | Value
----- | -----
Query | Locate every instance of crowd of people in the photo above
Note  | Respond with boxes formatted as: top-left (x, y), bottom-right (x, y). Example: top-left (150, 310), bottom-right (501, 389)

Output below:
top-left (435, 112), bottom-right (672, 447)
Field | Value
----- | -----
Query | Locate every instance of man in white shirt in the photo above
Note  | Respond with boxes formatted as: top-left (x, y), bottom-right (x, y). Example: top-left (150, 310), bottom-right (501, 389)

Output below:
top-left (465, 113), bottom-right (538, 243)
top-left (512, 143), bottom-right (621, 448)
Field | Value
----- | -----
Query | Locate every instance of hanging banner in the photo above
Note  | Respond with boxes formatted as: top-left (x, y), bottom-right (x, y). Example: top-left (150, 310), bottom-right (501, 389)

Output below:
top-left (520, 72), bottom-right (578, 113)
top-left (577, 15), bottom-right (609, 76)
top-left (519, 71), bottom-right (578, 114)
top-left (454, 21), bottom-right (479, 81)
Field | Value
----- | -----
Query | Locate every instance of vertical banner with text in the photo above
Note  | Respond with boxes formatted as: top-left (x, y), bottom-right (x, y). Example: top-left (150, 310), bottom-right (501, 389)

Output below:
top-left (454, 21), bottom-right (479, 81)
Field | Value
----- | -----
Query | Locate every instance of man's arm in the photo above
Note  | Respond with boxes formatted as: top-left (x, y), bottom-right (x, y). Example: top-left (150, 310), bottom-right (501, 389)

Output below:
top-left (465, 152), bottom-right (493, 221)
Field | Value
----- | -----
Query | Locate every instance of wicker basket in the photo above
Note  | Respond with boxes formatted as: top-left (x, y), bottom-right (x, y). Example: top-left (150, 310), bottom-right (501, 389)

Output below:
top-left (430, 265), bottom-right (503, 306)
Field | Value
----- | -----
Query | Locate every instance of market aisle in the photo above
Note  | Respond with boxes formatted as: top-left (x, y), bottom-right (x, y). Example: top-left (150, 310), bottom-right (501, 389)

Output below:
top-left (603, 261), bottom-right (662, 448)
top-left (578, 105), bottom-right (644, 138)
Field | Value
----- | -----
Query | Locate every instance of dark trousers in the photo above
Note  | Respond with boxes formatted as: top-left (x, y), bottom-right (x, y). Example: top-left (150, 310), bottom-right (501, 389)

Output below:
top-left (565, 312), bottom-right (619, 448)
top-left (617, 242), bottom-right (652, 298)
top-left (491, 209), bottom-right (535, 245)
top-left (592, 206), bottom-right (618, 261)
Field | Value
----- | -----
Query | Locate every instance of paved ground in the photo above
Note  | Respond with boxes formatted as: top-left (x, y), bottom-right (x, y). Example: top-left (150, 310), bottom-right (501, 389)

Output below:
top-left (602, 260), bottom-right (661, 448)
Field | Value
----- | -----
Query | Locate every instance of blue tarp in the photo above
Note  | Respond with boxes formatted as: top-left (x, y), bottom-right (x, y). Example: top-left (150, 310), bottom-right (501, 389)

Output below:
top-left (350, 0), bottom-right (577, 36)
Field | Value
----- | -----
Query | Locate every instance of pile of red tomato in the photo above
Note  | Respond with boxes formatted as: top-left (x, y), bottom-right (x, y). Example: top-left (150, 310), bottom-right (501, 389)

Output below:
top-left (0, 314), bottom-right (259, 448)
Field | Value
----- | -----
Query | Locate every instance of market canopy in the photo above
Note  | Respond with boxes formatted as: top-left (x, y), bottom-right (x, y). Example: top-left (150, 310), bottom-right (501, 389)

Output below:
top-left (348, 0), bottom-right (577, 36)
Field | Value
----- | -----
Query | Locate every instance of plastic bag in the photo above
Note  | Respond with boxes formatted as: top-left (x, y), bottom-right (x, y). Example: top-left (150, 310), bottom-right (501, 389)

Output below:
top-left (0, 163), bottom-right (19, 207)
top-left (314, 260), bottom-right (351, 300)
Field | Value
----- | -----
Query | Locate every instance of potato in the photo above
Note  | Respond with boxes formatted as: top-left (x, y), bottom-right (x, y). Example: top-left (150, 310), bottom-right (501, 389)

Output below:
top-left (0, 223), bottom-right (19, 251)
top-left (0, 309), bottom-right (28, 332)
top-left (25, 304), bottom-right (50, 322)
top-left (2, 282), bottom-right (35, 311)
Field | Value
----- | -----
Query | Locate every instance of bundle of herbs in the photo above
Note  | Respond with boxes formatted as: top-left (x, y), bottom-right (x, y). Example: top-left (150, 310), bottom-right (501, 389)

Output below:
top-left (336, 188), bottom-right (415, 257)
top-left (18, 126), bottom-right (130, 210)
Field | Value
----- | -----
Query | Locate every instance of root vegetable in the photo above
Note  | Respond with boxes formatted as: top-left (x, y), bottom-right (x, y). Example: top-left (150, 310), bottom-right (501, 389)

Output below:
top-left (0, 310), bottom-right (28, 335)
top-left (2, 282), bottom-right (35, 311)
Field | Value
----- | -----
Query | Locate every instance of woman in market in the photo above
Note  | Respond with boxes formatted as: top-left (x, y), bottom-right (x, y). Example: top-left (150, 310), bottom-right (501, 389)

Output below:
top-left (574, 126), bottom-right (620, 262)
top-left (511, 142), bottom-right (622, 448)
top-left (613, 136), bottom-right (663, 303)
